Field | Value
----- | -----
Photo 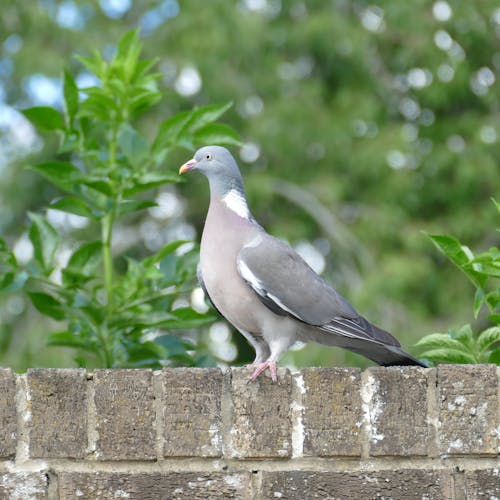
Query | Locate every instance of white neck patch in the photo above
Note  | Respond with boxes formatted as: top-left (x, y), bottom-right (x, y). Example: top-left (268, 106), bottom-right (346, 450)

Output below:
top-left (222, 189), bottom-right (250, 219)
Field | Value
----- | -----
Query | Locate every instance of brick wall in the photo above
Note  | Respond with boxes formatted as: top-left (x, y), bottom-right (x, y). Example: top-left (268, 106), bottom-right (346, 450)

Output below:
top-left (0, 365), bottom-right (498, 499)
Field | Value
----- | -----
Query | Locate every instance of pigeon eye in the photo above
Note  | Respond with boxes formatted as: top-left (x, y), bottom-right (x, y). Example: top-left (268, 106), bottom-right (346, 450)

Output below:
top-left (204, 153), bottom-right (213, 160)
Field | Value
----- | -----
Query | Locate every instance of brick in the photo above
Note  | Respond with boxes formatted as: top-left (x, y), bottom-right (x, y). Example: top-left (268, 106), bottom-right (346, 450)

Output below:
top-left (229, 367), bottom-right (292, 458)
top-left (437, 364), bottom-right (498, 455)
top-left (365, 366), bottom-right (429, 456)
top-left (0, 368), bottom-right (16, 458)
top-left (162, 368), bottom-right (222, 457)
top-left (57, 472), bottom-right (251, 499)
top-left (27, 368), bottom-right (87, 458)
top-left (464, 469), bottom-right (500, 499)
top-left (94, 369), bottom-right (155, 460)
top-left (301, 367), bottom-right (362, 457)
top-left (262, 469), bottom-right (451, 499)
top-left (0, 472), bottom-right (47, 499)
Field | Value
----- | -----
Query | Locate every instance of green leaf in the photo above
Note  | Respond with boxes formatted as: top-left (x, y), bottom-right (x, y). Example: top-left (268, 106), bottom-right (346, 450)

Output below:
top-left (152, 110), bottom-right (192, 153)
top-left (194, 123), bottom-right (242, 147)
top-left (1, 271), bottom-right (28, 292)
top-left (63, 69), bottom-right (79, 126)
top-left (492, 198), bottom-right (500, 213)
top-left (153, 103), bottom-right (234, 156)
top-left (473, 262), bottom-right (500, 278)
top-left (79, 303), bottom-right (105, 325)
top-left (416, 348), bottom-right (477, 364)
top-left (117, 307), bottom-right (214, 330)
top-left (123, 172), bottom-right (179, 196)
top-left (115, 29), bottom-right (141, 79)
top-left (47, 331), bottom-right (97, 351)
top-left (50, 197), bottom-right (95, 219)
top-left (74, 356), bottom-right (88, 368)
top-left (426, 233), bottom-right (487, 288)
top-left (29, 161), bottom-right (82, 193)
top-left (473, 288), bottom-right (485, 318)
top-left (142, 240), bottom-right (189, 267)
top-left (58, 130), bottom-right (79, 154)
top-left (486, 290), bottom-right (500, 311)
top-left (185, 102), bottom-right (233, 133)
top-left (124, 341), bottom-right (163, 368)
top-left (489, 314), bottom-right (500, 324)
top-left (75, 50), bottom-right (105, 79)
top-left (78, 97), bottom-right (112, 121)
top-left (28, 292), bottom-right (66, 321)
top-left (426, 233), bottom-right (469, 266)
top-left (67, 241), bottom-right (102, 274)
top-left (129, 90), bottom-right (161, 117)
top-left (477, 326), bottom-right (500, 352)
top-left (154, 334), bottom-right (193, 356)
top-left (164, 307), bottom-right (216, 329)
top-left (117, 123), bottom-right (149, 167)
top-left (0, 273), bottom-right (15, 291)
top-left (453, 324), bottom-right (476, 351)
top-left (117, 199), bottom-right (157, 216)
top-left (194, 353), bottom-right (217, 368)
top-left (28, 213), bottom-right (60, 274)
top-left (108, 77), bottom-right (127, 96)
top-left (81, 86), bottom-right (118, 109)
top-left (488, 347), bottom-right (500, 364)
top-left (136, 55), bottom-right (158, 74)
top-left (113, 311), bottom-right (176, 329)
top-left (80, 177), bottom-right (113, 196)
top-left (116, 29), bottom-right (139, 57)
top-left (414, 332), bottom-right (470, 352)
top-left (159, 247), bottom-right (198, 285)
top-left (469, 249), bottom-right (497, 264)
top-left (21, 106), bottom-right (64, 131)
top-left (0, 238), bottom-right (17, 269)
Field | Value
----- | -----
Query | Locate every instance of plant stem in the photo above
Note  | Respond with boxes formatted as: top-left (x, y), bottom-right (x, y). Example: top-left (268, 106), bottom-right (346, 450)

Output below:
top-left (101, 214), bottom-right (114, 312)
top-left (97, 324), bottom-right (113, 368)
top-left (100, 214), bottom-right (114, 368)
top-left (98, 119), bottom-right (120, 367)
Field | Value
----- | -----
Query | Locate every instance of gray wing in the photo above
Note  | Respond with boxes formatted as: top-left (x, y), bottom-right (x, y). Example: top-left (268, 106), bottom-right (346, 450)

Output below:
top-left (237, 234), bottom-right (400, 347)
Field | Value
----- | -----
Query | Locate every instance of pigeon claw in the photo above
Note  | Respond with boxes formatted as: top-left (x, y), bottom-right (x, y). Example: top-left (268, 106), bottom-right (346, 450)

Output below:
top-left (248, 359), bottom-right (278, 383)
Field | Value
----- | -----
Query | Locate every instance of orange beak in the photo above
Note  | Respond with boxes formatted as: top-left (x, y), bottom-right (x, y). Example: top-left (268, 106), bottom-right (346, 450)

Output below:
top-left (179, 159), bottom-right (197, 175)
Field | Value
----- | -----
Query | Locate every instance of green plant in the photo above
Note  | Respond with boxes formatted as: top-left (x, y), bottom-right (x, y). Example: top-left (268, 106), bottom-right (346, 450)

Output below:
top-left (415, 200), bottom-right (500, 365)
top-left (0, 30), bottom-right (241, 368)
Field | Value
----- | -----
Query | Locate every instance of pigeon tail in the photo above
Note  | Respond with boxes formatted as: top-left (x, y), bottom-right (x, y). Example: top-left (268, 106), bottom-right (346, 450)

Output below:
top-left (346, 344), bottom-right (428, 368)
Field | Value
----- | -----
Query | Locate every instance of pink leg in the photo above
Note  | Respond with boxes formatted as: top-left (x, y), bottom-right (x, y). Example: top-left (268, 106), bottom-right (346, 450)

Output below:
top-left (248, 359), bottom-right (278, 383)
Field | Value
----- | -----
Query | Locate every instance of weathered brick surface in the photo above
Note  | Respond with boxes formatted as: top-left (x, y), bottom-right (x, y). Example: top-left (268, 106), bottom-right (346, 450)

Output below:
top-left (0, 368), bottom-right (16, 458)
top-left (2, 366), bottom-right (498, 498)
top-left (27, 368), bottom-right (87, 458)
top-left (301, 367), bottom-right (362, 456)
top-left (162, 368), bottom-right (223, 457)
top-left (57, 472), bottom-right (251, 499)
top-left (464, 469), bottom-right (500, 499)
top-left (262, 469), bottom-right (451, 499)
top-left (94, 369), bottom-right (155, 460)
top-left (229, 367), bottom-right (292, 458)
top-left (0, 472), bottom-right (47, 499)
top-left (365, 366), bottom-right (429, 456)
top-left (437, 364), bottom-right (498, 455)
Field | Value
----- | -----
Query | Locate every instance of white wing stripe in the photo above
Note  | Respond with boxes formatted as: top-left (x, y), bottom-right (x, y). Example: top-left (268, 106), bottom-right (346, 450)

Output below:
top-left (266, 292), bottom-right (297, 316)
top-left (237, 259), bottom-right (265, 293)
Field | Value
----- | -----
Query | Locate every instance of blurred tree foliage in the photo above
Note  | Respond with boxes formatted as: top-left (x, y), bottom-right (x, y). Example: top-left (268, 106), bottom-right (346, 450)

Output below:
top-left (0, 0), bottom-right (499, 370)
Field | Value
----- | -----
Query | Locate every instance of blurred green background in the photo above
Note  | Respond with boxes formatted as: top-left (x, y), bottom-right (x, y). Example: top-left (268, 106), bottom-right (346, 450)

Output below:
top-left (0, 0), bottom-right (498, 370)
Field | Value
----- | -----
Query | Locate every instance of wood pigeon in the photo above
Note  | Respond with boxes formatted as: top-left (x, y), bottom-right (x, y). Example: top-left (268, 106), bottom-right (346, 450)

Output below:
top-left (179, 146), bottom-right (426, 382)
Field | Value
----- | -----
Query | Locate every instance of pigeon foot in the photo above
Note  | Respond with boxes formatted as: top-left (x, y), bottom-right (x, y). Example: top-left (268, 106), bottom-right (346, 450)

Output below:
top-left (248, 359), bottom-right (278, 383)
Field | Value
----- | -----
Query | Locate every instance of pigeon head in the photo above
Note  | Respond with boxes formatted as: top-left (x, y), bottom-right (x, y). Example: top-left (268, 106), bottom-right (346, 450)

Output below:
top-left (179, 145), bottom-right (245, 198)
